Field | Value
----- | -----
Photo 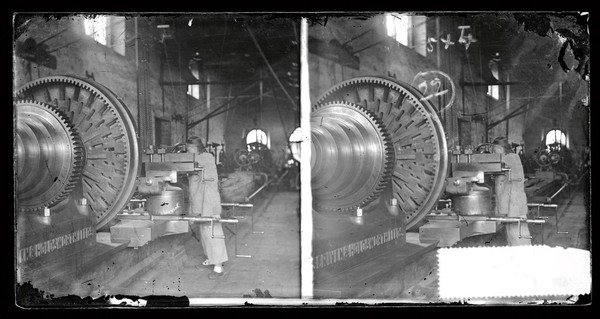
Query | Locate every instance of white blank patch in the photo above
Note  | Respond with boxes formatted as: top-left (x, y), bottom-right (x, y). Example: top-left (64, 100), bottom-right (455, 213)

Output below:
top-left (437, 245), bottom-right (591, 300)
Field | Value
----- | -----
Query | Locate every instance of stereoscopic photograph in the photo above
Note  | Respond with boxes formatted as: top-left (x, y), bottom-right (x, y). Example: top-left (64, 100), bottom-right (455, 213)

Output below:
top-left (13, 11), bottom-right (590, 308)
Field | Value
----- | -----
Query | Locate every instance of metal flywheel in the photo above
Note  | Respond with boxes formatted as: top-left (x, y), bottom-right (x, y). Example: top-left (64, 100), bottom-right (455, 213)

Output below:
top-left (15, 75), bottom-right (140, 230)
top-left (311, 100), bottom-right (394, 212)
top-left (312, 76), bottom-right (449, 230)
top-left (15, 100), bottom-right (84, 211)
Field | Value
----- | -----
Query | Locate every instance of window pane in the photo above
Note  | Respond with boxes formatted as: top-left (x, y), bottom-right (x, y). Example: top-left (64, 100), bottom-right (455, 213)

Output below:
top-left (385, 15), bottom-right (396, 37)
top-left (546, 129), bottom-right (566, 146)
top-left (187, 84), bottom-right (200, 99)
top-left (84, 16), bottom-right (108, 45)
top-left (385, 14), bottom-right (426, 56)
top-left (487, 85), bottom-right (499, 99)
top-left (412, 16), bottom-right (427, 56)
top-left (84, 16), bottom-right (125, 56)
top-left (385, 14), bottom-right (409, 46)
top-left (246, 129), bottom-right (268, 147)
top-left (110, 16), bottom-right (126, 56)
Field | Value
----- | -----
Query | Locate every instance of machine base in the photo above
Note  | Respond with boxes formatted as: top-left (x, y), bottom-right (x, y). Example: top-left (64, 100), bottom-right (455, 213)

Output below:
top-left (110, 219), bottom-right (190, 248)
top-left (419, 215), bottom-right (500, 247)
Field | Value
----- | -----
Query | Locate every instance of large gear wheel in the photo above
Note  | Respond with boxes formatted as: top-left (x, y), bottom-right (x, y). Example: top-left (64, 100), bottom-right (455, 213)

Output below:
top-left (311, 100), bottom-right (394, 213)
top-left (16, 100), bottom-right (84, 211)
top-left (15, 75), bottom-right (140, 230)
top-left (534, 149), bottom-right (551, 168)
top-left (234, 149), bottom-right (252, 167)
top-left (314, 76), bottom-right (449, 230)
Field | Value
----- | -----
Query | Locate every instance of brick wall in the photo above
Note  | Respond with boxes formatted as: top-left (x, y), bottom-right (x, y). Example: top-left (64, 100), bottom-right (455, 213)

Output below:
top-left (307, 15), bottom-right (488, 151)
top-left (307, 14), bottom-right (589, 168)
top-left (14, 15), bottom-right (203, 150)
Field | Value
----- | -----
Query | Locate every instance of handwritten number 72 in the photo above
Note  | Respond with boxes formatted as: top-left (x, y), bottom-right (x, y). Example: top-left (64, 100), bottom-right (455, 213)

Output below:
top-left (418, 78), bottom-right (448, 101)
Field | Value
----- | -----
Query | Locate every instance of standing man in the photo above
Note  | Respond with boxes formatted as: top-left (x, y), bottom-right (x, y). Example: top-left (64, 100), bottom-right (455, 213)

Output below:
top-left (187, 136), bottom-right (228, 279)
top-left (492, 137), bottom-right (532, 246)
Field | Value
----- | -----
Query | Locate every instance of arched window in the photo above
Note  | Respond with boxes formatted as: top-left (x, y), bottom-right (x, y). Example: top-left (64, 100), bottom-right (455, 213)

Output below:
top-left (546, 129), bottom-right (567, 149)
top-left (246, 128), bottom-right (269, 149)
top-left (288, 127), bottom-right (302, 162)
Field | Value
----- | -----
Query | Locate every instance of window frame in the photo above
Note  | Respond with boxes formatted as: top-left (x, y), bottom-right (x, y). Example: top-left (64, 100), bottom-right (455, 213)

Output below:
top-left (487, 85), bottom-right (500, 100)
top-left (187, 84), bottom-right (200, 99)
top-left (246, 128), bottom-right (269, 149)
top-left (545, 129), bottom-right (567, 149)
top-left (83, 15), bottom-right (126, 56)
top-left (385, 14), bottom-right (427, 56)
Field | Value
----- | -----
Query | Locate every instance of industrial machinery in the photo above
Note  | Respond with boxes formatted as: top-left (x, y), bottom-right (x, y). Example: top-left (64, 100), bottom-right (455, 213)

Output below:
top-left (524, 142), bottom-right (574, 204)
top-left (310, 76), bottom-right (447, 297)
top-left (530, 141), bottom-right (574, 174)
top-left (109, 144), bottom-right (230, 248)
top-left (15, 75), bottom-right (141, 288)
top-left (234, 148), bottom-right (261, 169)
top-left (421, 147), bottom-right (515, 246)
top-left (14, 75), bottom-right (239, 289)
top-left (233, 142), bottom-right (273, 173)
top-left (15, 75), bottom-right (140, 229)
top-left (311, 77), bottom-right (449, 225)
top-left (309, 76), bottom-right (551, 297)
top-left (420, 144), bottom-right (560, 246)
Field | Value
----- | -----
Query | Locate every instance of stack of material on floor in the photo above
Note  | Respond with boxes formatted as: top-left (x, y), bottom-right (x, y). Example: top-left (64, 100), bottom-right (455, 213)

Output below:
top-left (525, 170), bottom-right (566, 202)
top-left (220, 171), bottom-right (261, 203)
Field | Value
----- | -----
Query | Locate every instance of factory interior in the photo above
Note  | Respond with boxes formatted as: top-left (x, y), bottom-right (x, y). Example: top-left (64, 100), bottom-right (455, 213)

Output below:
top-left (14, 12), bottom-right (590, 307)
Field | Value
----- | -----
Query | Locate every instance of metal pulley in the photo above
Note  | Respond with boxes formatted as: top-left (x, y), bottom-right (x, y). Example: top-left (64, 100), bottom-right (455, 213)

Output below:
top-left (15, 75), bottom-right (140, 230)
top-left (248, 151), bottom-right (261, 164)
top-left (312, 76), bottom-right (449, 230)
top-left (548, 151), bottom-right (561, 165)
top-left (234, 149), bottom-right (252, 167)
top-left (534, 149), bottom-right (552, 168)
top-left (234, 142), bottom-right (267, 168)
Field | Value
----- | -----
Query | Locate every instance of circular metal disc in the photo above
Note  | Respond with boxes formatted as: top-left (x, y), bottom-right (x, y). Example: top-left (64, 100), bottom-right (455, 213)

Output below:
top-left (15, 76), bottom-right (140, 230)
top-left (311, 100), bottom-right (393, 213)
top-left (234, 149), bottom-right (251, 167)
top-left (315, 76), bottom-right (449, 230)
top-left (15, 100), bottom-right (83, 211)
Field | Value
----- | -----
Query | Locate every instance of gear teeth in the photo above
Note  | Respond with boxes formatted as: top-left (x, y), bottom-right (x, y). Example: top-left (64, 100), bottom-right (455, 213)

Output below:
top-left (15, 76), bottom-right (139, 230)
top-left (312, 76), bottom-right (448, 229)
top-left (312, 100), bottom-right (394, 213)
top-left (16, 100), bottom-right (84, 212)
